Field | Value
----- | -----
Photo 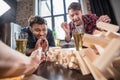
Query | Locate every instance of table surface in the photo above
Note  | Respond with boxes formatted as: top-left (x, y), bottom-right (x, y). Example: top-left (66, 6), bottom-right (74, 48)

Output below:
top-left (34, 61), bottom-right (94, 80)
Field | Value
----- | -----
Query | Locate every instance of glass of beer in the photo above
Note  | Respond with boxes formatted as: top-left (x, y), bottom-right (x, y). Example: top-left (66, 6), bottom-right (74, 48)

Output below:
top-left (15, 32), bottom-right (28, 54)
top-left (55, 39), bottom-right (60, 47)
top-left (73, 26), bottom-right (84, 51)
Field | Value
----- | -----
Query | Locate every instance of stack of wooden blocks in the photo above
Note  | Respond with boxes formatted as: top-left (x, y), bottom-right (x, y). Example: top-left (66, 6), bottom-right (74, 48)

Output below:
top-left (75, 22), bottom-right (120, 80)
top-left (47, 22), bottom-right (120, 80)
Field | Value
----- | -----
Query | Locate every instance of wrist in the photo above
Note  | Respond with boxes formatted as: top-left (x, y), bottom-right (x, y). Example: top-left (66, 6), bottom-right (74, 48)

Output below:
top-left (66, 32), bottom-right (70, 36)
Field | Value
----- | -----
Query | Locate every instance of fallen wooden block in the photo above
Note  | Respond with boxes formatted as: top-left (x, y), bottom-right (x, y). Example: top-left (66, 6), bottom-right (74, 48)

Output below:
top-left (83, 42), bottom-right (93, 48)
top-left (83, 48), bottom-right (99, 62)
top-left (105, 31), bottom-right (120, 40)
top-left (112, 57), bottom-right (120, 72)
top-left (93, 44), bottom-right (105, 55)
top-left (93, 30), bottom-right (107, 38)
top-left (83, 34), bottom-right (110, 48)
top-left (97, 22), bottom-right (119, 32)
top-left (83, 43), bottom-right (104, 55)
top-left (83, 55), bottom-right (107, 80)
top-left (74, 50), bottom-right (90, 75)
top-left (93, 38), bottom-right (120, 72)
top-left (83, 48), bottom-right (113, 79)
top-left (107, 65), bottom-right (120, 80)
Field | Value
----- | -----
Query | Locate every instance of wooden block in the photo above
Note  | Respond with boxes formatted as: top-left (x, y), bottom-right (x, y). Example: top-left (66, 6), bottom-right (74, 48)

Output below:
top-left (83, 48), bottom-right (99, 62)
top-left (97, 22), bottom-right (119, 32)
top-left (93, 44), bottom-right (105, 55)
top-left (107, 65), bottom-right (120, 80)
top-left (112, 57), bottom-right (120, 72)
top-left (93, 30), bottom-right (107, 38)
top-left (83, 34), bottom-right (110, 48)
top-left (93, 38), bottom-right (120, 72)
top-left (105, 32), bottom-right (120, 40)
top-left (84, 48), bottom-right (113, 79)
top-left (74, 50), bottom-right (90, 75)
top-left (83, 55), bottom-right (107, 80)
top-left (83, 42), bottom-right (93, 48)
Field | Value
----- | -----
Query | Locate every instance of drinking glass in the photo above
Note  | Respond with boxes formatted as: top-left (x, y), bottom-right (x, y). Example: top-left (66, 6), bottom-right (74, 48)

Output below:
top-left (73, 26), bottom-right (84, 51)
top-left (55, 39), bottom-right (60, 47)
top-left (15, 32), bottom-right (28, 54)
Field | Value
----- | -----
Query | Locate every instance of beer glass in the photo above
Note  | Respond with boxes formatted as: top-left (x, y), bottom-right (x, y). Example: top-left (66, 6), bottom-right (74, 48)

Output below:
top-left (73, 26), bottom-right (84, 51)
top-left (15, 32), bottom-right (28, 54)
top-left (55, 39), bottom-right (60, 46)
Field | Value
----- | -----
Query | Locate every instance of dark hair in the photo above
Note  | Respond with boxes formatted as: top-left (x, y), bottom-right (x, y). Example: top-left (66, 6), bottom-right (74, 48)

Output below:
top-left (68, 2), bottom-right (81, 11)
top-left (28, 16), bottom-right (47, 27)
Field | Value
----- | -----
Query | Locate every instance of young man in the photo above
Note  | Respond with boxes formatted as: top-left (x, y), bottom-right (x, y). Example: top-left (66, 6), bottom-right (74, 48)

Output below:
top-left (0, 41), bottom-right (45, 78)
top-left (61, 2), bottom-right (111, 42)
top-left (22, 16), bottom-right (55, 55)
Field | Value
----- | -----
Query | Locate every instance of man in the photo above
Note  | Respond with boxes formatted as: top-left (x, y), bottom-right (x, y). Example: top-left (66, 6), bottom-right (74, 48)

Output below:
top-left (61, 2), bottom-right (111, 42)
top-left (22, 16), bottom-right (55, 55)
top-left (0, 41), bottom-right (45, 78)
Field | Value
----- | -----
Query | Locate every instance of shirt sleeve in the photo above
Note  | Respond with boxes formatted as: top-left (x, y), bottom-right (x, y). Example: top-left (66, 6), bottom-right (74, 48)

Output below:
top-left (82, 14), bottom-right (99, 34)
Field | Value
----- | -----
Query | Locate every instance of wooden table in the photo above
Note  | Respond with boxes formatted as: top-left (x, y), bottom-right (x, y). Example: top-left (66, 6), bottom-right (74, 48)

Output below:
top-left (34, 61), bottom-right (94, 80)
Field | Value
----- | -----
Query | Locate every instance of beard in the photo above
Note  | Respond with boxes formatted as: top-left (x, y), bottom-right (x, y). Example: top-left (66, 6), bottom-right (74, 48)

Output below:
top-left (73, 20), bottom-right (82, 26)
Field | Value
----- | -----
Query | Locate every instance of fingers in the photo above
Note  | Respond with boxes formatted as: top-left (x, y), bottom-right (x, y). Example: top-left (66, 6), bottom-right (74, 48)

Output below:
top-left (35, 38), bottom-right (48, 49)
top-left (97, 15), bottom-right (111, 23)
top-left (35, 39), bottom-right (41, 49)
top-left (30, 48), bottom-right (41, 63)
top-left (40, 38), bottom-right (48, 48)
top-left (61, 22), bottom-right (70, 35)
top-left (61, 22), bottom-right (69, 29)
top-left (30, 48), bottom-right (46, 64)
top-left (40, 52), bottom-right (46, 62)
top-left (25, 48), bottom-right (46, 75)
top-left (39, 38), bottom-right (47, 45)
top-left (36, 38), bottom-right (48, 52)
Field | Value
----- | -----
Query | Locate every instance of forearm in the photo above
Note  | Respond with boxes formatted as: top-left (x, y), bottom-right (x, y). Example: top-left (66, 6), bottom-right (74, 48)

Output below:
top-left (65, 33), bottom-right (71, 42)
top-left (0, 41), bottom-right (29, 62)
top-left (0, 59), bottom-right (37, 78)
top-left (0, 41), bottom-right (36, 78)
top-left (0, 61), bottom-right (27, 78)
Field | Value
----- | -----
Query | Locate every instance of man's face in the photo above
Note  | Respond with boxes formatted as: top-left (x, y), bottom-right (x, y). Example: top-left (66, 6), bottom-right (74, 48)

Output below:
top-left (69, 9), bottom-right (82, 26)
top-left (30, 24), bottom-right (47, 39)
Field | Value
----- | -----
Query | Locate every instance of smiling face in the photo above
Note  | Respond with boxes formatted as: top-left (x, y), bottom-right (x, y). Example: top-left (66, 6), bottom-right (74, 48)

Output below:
top-left (28, 16), bottom-right (48, 39)
top-left (30, 23), bottom-right (47, 39)
top-left (69, 9), bottom-right (82, 26)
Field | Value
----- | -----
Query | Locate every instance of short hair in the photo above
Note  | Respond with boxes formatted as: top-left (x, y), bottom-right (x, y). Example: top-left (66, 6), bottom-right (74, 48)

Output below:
top-left (28, 16), bottom-right (47, 27)
top-left (68, 2), bottom-right (81, 11)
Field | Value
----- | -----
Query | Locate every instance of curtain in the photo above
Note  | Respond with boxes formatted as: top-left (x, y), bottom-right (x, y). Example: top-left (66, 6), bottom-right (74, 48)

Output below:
top-left (89, 0), bottom-right (117, 25)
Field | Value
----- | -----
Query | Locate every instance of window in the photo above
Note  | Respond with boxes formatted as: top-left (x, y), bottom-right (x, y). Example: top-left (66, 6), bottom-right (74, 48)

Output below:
top-left (0, 0), bottom-right (10, 16)
top-left (38, 0), bottom-right (80, 40)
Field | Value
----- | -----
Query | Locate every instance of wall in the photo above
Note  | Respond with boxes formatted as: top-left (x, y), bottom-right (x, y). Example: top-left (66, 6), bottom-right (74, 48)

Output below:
top-left (0, 0), bottom-right (17, 24)
top-left (0, 0), bottom-right (17, 40)
top-left (110, 0), bottom-right (120, 32)
top-left (80, 0), bottom-right (91, 14)
top-left (16, 0), bottom-right (35, 27)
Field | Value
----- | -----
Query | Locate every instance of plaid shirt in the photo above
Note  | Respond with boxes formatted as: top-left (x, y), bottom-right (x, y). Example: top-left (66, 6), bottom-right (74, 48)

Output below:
top-left (69, 14), bottom-right (98, 38)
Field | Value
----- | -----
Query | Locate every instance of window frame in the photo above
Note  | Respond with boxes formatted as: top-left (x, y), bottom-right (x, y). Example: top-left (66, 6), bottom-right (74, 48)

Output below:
top-left (37, 0), bottom-right (80, 39)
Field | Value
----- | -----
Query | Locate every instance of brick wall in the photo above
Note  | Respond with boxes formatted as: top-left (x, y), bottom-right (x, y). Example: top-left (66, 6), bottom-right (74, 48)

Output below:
top-left (16, 0), bottom-right (34, 27)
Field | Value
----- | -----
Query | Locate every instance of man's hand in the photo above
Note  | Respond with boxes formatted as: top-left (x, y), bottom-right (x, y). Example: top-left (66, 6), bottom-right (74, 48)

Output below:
top-left (35, 38), bottom-right (48, 52)
top-left (61, 22), bottom-right (70, 34)
top-left (30, 48), bottom-right (46, 64)
top-left (97, 15), bottom-right (111, 23)
top-left (25, 48), bottom-right (46, 75)
top-left (96, 15), bottom-right (111, 31)
top-left (61, 22), bottom-right (72, 42)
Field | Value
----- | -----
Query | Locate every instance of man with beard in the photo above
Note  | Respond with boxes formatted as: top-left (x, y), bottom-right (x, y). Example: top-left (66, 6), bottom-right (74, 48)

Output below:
top-left (22, 16), bottom-right (55, 56)
top-left (61, 2), bottom-right (111, 42)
